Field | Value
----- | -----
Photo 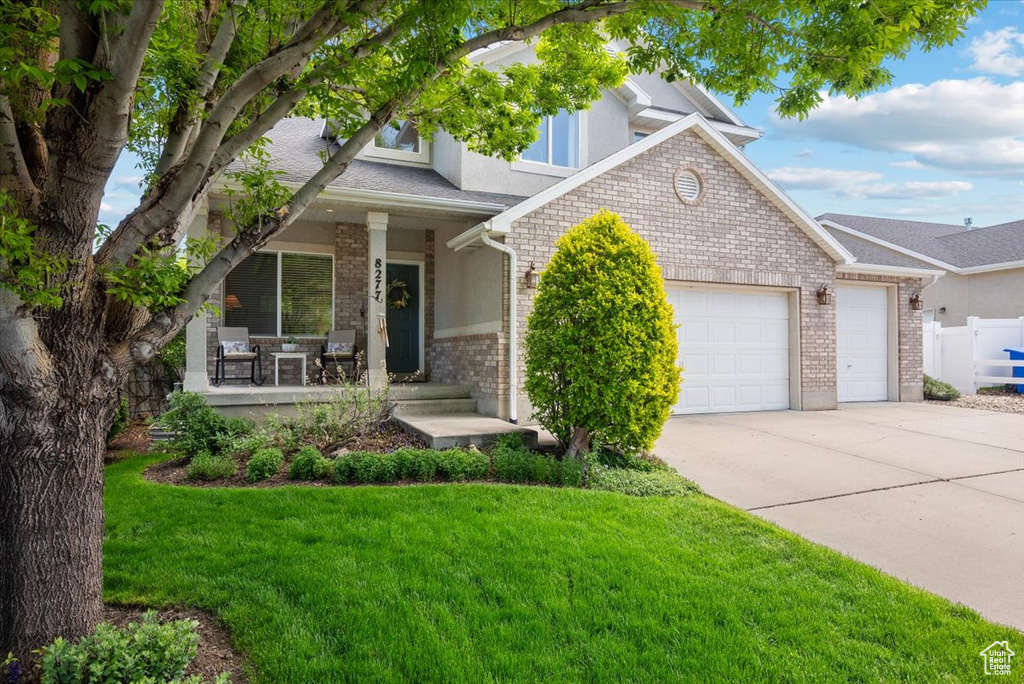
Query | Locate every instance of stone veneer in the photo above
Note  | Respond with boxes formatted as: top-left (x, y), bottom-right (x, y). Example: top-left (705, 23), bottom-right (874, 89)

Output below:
top-left (461, 128), bottom-right (928, 417)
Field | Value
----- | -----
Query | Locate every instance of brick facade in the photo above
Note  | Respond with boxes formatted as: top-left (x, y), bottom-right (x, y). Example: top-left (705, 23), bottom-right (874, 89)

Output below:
top-left (431, 333), bottom-right (508, 413)
top-left (490, 129), bottom-right (924, 415)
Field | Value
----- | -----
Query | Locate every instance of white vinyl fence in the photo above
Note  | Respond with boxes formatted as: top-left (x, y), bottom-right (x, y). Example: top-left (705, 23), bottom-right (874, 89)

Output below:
top-left (923, 317), bottom-right (1024, 394)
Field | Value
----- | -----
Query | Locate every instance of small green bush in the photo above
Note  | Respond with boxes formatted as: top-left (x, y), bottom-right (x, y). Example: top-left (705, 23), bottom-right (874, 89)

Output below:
top-left (186, 451), bottom-right (238, 481)
top-left (593, 447), bottom-right (670, 473)
top-left (289, 446), bottom-right (331, 480)
top-left (106, 396), bottom-right (130, 443)
top-left (589, 468), bottom-right (701, 498)
top-left (159, 391), bottom-right (228, 456)
top-left (437, 448), bottom-right (489, 481)
top-left (924, 374), bottom-right (960, 401)
top-left (247, 448), bottom-right (284, 482)
top-left (37, 610), bottom-right (229, 683)
top-left (524, 210), bottom-right (680, 456)
top-left (560, 458), bottom-right (585, 488)
top-left (492, 433), bottom-right (585, 486)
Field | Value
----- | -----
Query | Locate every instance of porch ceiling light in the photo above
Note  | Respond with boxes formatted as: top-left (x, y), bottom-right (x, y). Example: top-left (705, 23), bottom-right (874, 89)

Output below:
top-left (525, 261), bottom-right (540, 289)
top-left (816, 284), bottom-right (833, 306)
top-left (909, 293), bottom-right (924, 311)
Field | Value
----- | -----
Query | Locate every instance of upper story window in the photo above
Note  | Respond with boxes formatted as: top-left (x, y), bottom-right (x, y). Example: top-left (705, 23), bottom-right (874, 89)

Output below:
top-left (374, 120), bottom-right (420, 153)
top-left (633, 131), bottom-right (650, 143)
top-left (522, 110), bottom-right (579, 168)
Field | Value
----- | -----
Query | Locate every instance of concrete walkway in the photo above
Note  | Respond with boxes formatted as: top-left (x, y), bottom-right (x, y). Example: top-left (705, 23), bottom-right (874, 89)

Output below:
top-left (656, 402), bottom-right (1024, 630)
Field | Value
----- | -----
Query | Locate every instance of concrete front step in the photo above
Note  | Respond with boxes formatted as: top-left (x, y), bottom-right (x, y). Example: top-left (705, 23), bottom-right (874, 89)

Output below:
top-left (394, 397), bottom-right (478, 416)
top-left (396, 413), bottom-right (539, 450)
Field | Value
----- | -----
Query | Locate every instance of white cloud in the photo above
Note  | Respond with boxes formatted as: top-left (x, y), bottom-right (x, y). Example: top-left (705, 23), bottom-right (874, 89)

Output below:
top-left (794, 148), bottom-right (813, 158)
top-left (889, 160), bottom-right (926, 170)
top-left (964, 27), bottom-right (1024, 76)
top-left (772, 78), bottom-right (1024, 177)
top-left (836, 180), bottom-right (973, 200)
top-left (100, 202), bottom-right (115, 212)
top-left (766, 166), bottom-right (882, 189)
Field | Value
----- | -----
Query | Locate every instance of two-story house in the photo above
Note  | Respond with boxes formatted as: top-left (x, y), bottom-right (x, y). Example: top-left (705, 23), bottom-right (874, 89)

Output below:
top-left (182, 41), bottom-right (937, 420)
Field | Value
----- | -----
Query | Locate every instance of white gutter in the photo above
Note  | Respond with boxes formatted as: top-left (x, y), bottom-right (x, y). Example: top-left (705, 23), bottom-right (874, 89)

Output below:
top-left (837, 263), bottom-right (946, 278)
top-left (213, 181), bottom-right (509, 217)
top-left (479, 231), bottom-right (519, 424)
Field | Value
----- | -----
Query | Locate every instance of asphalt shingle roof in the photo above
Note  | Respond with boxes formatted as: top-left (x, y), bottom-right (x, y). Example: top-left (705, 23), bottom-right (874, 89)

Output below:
top-left (229, 117), bottom-right (527, 208)
top-left (818, 213), bottom-right (1024, 269)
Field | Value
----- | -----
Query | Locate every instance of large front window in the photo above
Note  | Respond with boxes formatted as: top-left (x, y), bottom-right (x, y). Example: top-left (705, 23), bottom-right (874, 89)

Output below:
top-left (224, 251), bottom-right (333, 336)
top-left (522, 110), bottom-right (579, 168)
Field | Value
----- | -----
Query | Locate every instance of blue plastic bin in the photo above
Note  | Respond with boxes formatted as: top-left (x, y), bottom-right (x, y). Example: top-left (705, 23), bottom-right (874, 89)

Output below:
top-left (1003, 347), bottom-right (1024, 393)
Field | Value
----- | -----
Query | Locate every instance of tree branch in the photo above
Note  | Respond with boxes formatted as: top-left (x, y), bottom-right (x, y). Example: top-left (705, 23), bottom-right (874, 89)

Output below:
top-left (154, 0), bottom-right (246, 177)
top-left (0, 96), bottom-right (37, 203)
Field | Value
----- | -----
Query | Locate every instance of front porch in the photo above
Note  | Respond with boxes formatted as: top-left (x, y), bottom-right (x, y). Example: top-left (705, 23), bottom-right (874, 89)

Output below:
top-left (180, 189), bottom-right (516, 422)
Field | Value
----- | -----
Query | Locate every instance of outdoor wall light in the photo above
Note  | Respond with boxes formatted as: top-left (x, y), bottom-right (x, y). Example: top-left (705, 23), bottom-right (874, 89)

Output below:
top-left (525, 262), bottom-right (540, 289)
top-left (816, 284), bottom-right (833, 306)
top-left (910, 293), bottom-right (924, 311)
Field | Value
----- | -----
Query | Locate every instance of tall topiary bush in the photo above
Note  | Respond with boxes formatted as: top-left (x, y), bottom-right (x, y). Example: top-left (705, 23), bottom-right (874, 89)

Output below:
top-left (525, 210), bottom-right (680, 458)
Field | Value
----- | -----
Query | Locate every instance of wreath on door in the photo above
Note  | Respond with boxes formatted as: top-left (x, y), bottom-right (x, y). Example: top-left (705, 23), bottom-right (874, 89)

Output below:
top-left (386, 279), bottom-right (412, 309)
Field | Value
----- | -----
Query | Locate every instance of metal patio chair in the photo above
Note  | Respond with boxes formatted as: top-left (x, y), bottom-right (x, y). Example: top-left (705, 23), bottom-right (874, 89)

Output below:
top-left (320, 329), bottom-right (358, 381)
top-left (213, 327), bottom-right (265, 386)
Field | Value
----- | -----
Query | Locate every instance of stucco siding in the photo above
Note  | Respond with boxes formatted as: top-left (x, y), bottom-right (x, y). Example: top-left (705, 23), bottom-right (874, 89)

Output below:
top-left (923, 268), bottom-right (1024, 326)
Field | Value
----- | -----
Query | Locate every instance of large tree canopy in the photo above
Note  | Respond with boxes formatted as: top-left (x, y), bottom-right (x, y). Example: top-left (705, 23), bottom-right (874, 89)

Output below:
top-left (0, 0), bottom-right (982, 666)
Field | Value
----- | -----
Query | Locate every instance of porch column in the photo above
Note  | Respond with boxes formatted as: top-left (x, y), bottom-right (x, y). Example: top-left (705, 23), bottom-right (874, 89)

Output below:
top-left (366, 212), bottom-right (388, 386)
top-left (183, 204), bottom-right (210, 392)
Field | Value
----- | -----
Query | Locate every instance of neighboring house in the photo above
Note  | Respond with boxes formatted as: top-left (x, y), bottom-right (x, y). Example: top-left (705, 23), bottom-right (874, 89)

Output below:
top-left (820, 214), bottom-right (1024, 327)
top-left (182, 42), bottom-right (933, 419)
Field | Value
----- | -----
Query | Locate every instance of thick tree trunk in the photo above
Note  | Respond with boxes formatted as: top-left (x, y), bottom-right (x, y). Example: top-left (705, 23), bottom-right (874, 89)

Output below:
top-left (0, 379), bottom-right (116, 668)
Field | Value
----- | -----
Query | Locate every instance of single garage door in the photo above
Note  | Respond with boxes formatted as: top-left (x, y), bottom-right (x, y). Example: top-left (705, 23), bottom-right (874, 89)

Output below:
top-left (667, 286), bottom-right (790, 414)
top-left (836, 285), bottom-right (888, 402)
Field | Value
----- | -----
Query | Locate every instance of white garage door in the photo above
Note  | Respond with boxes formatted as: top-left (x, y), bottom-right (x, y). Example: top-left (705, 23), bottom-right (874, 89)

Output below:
top-left (836, 285), bottom-right (888, 402)
top-left (667, 286), bottom-right (790, 414)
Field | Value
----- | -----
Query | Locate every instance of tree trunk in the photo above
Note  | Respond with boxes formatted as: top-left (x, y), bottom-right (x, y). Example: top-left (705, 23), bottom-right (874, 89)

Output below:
top-left (0, 384), bottom-right (115, 670)
top-left (564, 426), bottom-right (590, 460)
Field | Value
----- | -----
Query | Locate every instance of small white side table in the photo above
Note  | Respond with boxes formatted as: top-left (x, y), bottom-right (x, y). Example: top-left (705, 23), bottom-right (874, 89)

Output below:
top-left (272, 352), bottom-right (307, 386)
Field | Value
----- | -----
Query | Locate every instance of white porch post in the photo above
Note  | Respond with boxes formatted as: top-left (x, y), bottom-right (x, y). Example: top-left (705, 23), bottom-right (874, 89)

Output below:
top-left (366, 212), bottom-right (388, 386)
top-left (183, 204), bottom-right (210, 392)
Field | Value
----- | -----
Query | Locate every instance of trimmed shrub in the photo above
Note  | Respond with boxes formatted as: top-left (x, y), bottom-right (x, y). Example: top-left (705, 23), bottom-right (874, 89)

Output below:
top-left (589, 468), bottom-right (701, 498)
top-left (492, 433), bottom-right (534, 483)
top-left (924, 374), bottom-right (960, 401)
top-left (560, 457), bottom-right (585, 488)
top-left (37, 610), bottom-right (229, 683)
top-left (524, 210), bottom-right (679, 456)
top-left (594, 447), bottom-right (670, 473)
top-left (289, 446), bottom-right (330, 480)
top-left (437, 448), bottom-right (489, 481)
top-left (186, 451), bottom-right (237, 481)
top-left (247, 448), bottom-right (284, 482)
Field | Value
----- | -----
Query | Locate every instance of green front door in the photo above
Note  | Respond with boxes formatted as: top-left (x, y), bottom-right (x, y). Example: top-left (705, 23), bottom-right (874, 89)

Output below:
top-left (385, 263), bottom-right (420, 375)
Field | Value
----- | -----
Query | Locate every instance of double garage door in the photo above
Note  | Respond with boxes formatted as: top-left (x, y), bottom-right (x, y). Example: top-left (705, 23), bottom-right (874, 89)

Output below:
top-left (667, 283), bottom-right (890, 414)
top-left (667, 286), bottom-right (790, 414)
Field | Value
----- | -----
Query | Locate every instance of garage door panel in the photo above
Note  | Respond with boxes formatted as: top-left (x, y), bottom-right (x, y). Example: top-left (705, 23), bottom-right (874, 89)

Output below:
top-left (671, 285), bottom-right (791, 415)
top-left (837, 285), bottom-right (888, 403)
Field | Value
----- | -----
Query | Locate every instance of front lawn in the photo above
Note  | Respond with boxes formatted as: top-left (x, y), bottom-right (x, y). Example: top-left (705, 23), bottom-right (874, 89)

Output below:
top-left (104, 454), bottom-right (1020, 683)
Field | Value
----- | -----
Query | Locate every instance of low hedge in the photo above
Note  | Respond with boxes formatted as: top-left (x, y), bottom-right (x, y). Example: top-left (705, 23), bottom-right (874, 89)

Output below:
top-left (332, 447), bottom-right (490, 484)
top-left (247, 448), bottom-right (284, 482)
top-left (589, 468), bottom-right (701, 498)
top-left (924, 374), bottom-right (960, 401)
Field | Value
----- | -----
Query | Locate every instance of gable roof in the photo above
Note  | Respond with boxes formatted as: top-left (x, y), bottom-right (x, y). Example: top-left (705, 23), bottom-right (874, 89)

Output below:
top-left (449, 113), bottom-right (854, 264)
top-left (820, 213), bottom-right (1024, 273)
top-left (219, 117), bottom-right (526, 211)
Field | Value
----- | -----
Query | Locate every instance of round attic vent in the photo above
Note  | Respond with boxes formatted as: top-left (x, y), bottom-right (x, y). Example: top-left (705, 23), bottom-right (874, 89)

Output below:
top-left (674, 166), bottom-right (705, 205)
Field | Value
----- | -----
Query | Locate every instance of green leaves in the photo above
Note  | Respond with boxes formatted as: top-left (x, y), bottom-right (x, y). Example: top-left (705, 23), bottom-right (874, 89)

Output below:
top-left (101, 235), bottom-right (217, 311)
top-left (0, 193), bottom-right (72, 308)
top-left (525, 211), bottom-right (680, 455)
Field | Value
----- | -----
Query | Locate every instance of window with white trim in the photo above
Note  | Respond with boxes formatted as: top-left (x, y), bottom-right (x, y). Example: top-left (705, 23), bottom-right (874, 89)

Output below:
top-left (522, 110), bottom-right (579, 168)
top-left (374, 119), bottom-right (420, 153)
top-left (224, 251), bottom-right (334, 336)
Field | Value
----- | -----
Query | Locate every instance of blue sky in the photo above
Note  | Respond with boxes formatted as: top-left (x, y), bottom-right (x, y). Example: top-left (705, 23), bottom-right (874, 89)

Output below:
top-left (101, 2), bottom-right (1024, 229)
top-left (732, 1), bottom-right (1024, 227)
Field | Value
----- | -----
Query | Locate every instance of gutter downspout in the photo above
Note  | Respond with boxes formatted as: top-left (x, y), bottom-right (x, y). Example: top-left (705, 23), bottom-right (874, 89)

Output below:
top-left (479, 231), bottom-right (518, 424)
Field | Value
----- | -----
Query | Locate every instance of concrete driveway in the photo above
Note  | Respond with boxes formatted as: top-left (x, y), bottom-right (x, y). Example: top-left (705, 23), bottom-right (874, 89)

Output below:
top-left (656, 402), bottom-right (1024, 630)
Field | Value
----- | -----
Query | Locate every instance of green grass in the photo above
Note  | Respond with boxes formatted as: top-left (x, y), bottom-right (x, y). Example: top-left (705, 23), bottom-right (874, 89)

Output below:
top-left (104, 454), bottom-right (1021, 683)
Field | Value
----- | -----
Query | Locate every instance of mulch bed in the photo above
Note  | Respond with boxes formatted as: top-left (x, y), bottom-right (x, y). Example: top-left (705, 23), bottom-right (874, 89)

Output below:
top-left (102, 605), bottom-right (249, 683)
top-left (105, 420), bottom-right (154, 464)
top-left (145, 422), bottom-right (429, 488)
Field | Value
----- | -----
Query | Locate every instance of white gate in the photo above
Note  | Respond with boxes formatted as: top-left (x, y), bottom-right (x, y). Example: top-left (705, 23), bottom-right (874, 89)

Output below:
top-left (923, 317), bottom-right (1024, 394)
